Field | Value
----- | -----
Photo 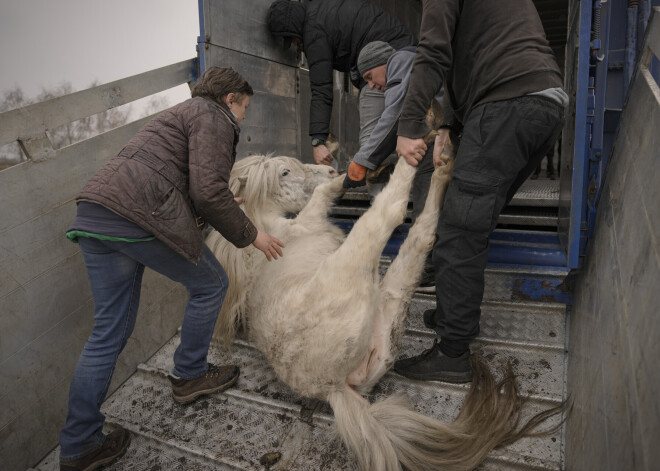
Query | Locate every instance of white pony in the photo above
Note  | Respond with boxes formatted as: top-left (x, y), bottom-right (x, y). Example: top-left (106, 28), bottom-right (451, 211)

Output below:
top-left (206, 152), bottom-right (558, 471)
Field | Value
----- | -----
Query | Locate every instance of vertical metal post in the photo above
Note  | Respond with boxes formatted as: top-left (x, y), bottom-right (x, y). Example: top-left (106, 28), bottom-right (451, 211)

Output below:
top-left (565, 0), bottom-right (594, 269)
top-left (196, 0), bottom-right (206, 82)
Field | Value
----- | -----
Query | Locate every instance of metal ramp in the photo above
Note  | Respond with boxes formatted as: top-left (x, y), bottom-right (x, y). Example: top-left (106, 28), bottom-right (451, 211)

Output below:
top-left (33, 270), bottom-right (569, 470)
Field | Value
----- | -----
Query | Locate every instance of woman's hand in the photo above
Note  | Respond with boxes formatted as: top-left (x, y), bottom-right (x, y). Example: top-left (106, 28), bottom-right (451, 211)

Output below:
top-left (252, 230), bottom-right (285, 261)
top-left (396, 136), bottom-right (427, 167)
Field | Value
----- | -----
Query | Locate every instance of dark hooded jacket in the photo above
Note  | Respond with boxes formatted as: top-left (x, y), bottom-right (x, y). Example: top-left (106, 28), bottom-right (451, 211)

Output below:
top-left (77, 97), bottom-right (258, 264)
top-left (267, 0), bottom-right (416, 138)
top-left (399, 0), bottom-right (563, 139)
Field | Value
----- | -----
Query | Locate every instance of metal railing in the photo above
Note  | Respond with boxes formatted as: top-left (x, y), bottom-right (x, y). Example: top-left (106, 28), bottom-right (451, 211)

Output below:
top-left (0, 58), bottom-right (197, 162)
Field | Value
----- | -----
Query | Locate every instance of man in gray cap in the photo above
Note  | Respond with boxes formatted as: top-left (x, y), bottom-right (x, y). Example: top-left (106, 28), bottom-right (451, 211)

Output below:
top-left (345, 41), bottom-right (443, 222)
top-left (342, 41), bottom-right (445, 292)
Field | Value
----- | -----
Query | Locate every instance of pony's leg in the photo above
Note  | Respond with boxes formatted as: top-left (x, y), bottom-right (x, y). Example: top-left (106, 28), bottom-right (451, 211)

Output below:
top-left (328, 158), bottom-right (417, 278)
top-left (295, 174), bottom-right (346, 227)
top-left (354, 161), bottom-right (454, 391)
top-left (332, 158), bottom-right (421, 393)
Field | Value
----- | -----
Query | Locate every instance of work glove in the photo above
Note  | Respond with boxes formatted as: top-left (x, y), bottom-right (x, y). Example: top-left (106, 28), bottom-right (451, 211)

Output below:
top-left (343, 161), bottom-right (367, 188)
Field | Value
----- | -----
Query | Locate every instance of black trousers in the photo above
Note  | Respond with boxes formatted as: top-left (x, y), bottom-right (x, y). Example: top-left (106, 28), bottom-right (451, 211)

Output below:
top-left (427, 96), bottom-right (564, 350)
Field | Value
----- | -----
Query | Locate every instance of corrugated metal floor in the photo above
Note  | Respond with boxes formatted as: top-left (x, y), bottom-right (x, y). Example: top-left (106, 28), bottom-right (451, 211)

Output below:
top-left (34, 267), bottom-right (568, 471)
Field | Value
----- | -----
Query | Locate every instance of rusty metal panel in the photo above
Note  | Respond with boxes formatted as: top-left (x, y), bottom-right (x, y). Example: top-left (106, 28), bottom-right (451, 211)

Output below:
top-left (203, 45), bottom-right (297, 98)
top-left (296, 68), bottom-right (313, 164)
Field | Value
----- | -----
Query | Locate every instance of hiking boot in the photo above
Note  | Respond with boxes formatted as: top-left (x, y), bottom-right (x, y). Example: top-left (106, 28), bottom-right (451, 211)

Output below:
top-left (168, 363), bottom-right (240, 405)
top-left (60, 427), bottom-right (130, 471)
top-left (393, 339), bottom-right (473, 383)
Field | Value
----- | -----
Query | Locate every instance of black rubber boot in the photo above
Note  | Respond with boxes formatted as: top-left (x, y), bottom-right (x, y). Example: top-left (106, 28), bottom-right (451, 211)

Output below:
top-left (393, 339), bottom-right (473, 383)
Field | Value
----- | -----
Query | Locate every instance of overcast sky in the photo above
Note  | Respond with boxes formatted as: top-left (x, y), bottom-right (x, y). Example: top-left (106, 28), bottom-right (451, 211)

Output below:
top-left (0, 0), bottom-right (199, 103)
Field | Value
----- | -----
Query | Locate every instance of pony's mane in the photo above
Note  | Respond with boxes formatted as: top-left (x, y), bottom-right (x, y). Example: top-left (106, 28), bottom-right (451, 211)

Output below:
top-left (230, 154), bottom-right (306, 228)
top-left (210, 153), bottom-right (309, 346)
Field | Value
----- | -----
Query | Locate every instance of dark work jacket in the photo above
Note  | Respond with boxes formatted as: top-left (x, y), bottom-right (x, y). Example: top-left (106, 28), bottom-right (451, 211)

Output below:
top-left (268, 0), bottom-right (416, 138)
top-left (77, 97), bottom-right (258, 264)
top-left (399, 0), bottom-right (563, 139)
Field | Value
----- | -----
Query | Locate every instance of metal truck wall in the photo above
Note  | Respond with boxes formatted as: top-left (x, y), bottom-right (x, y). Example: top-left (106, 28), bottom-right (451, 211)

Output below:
top-left (198, 0), bottom-right (308, 161)
top-left (565, 9), bottom-right (660, 469)
top-left (198, 0), bottom-right (421, 169)
top-left (0, 63), bottom-right (195, 470)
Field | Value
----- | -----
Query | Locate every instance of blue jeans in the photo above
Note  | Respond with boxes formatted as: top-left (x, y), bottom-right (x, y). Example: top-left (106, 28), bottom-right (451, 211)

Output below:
top-left (59, 237), bottom-right (228, 460)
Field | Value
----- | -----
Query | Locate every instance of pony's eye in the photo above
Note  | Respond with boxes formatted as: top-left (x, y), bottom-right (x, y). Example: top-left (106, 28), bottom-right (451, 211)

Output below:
top-left (282, 169), bottom-right (290, 176)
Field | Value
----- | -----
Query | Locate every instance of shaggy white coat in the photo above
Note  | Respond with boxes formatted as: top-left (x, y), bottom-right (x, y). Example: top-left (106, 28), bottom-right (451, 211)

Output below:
top-left (206, 153), bottom-right (559, 471)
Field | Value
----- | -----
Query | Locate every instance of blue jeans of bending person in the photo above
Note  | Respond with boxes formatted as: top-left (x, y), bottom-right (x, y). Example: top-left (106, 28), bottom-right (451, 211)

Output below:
top-left (427, 95), bottom-right (564, 356)
top-left (59, 236), bottom-right (228, 461)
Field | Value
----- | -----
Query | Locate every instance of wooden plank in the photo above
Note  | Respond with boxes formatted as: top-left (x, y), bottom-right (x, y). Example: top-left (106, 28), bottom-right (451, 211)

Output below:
top-left (0, 299), bottom-right (94, 430)
top-left (0, 276), bottom-right (186, 469)
top-left (0, 114), bottom-right (152, 233)
top-left (0, 59), bottom-right (196, 147)
top-left (0, 271), bottom-right (186, 430)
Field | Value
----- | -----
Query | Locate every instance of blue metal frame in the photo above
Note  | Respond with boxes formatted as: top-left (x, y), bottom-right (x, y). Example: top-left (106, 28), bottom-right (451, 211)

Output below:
top-left (564, 0), bottom-right (594, 270)
top-left (569, 0), bottom-right (659, 268)
top-left (332, 221), bottom-right (568, 269)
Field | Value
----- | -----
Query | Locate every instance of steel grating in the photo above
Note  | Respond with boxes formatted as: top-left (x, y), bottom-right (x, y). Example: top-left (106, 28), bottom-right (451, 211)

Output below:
top-left (509, 179), bottom-right (560, 207)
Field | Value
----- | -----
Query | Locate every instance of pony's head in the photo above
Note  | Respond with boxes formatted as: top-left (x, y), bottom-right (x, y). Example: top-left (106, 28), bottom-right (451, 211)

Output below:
top-left (230, 154), bottom-right (337, 216)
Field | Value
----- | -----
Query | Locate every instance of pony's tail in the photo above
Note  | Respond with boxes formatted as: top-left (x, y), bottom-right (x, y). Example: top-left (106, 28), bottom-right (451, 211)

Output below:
top-left (328, 357), bottom-right (566, 471)
top-left (327, 386), bottom-right (401, 471)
